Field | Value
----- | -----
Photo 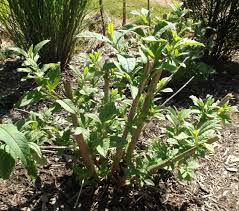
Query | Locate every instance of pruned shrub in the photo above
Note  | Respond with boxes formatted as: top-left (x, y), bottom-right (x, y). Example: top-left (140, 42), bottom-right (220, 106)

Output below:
top-left (0, 0), bottom-right (89, 68)
top-left (1, 8), bottom-right (236, 185)
top-left (182, 0), bottom-right (239, 62)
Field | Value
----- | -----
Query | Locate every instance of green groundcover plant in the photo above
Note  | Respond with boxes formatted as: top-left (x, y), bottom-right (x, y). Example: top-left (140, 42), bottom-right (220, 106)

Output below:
top-left (0, 8), bottom-right (236, 186)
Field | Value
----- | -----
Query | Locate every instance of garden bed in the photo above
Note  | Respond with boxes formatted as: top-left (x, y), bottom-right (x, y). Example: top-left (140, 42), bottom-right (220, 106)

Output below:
top-left (0, 59), bottom-right (239, 210)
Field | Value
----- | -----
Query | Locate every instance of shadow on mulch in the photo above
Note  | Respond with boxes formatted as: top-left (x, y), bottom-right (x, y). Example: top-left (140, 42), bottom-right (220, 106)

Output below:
top-left (164, 60), bottom-right (239, 107)
top-left (0, 59), bottom-right (34, 115)
top-left (3, 157), bottom-right (188, 211)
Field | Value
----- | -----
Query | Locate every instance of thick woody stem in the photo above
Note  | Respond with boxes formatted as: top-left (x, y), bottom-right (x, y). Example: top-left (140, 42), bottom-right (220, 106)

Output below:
top-left (64, 80), bottom-right (79, 126)
top-left (74, 134), bottom-right (97, 177)
top-left (64, 80), bottom-right (97, 177)
top-left (148, 136), bottom-right (219, 175)
top-left (126, 70), bottom-right (163, 159)
top-left (111, 62), bottom-right (153, 172)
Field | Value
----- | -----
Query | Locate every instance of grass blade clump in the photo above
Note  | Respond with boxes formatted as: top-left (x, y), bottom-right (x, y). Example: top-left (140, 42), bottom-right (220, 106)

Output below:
top-left (0, 0), bottom-right (89, 68)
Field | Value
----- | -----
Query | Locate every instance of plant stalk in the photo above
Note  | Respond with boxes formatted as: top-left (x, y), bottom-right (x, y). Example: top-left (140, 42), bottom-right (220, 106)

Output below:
top-left (64, 80), bottom-right (97, 177)
top-left (111, 61), bottom-right (153, 172)
top-left (126, 69), bottom-right (163, 159)
top-left (64, 80), bottom-right (79, 126)
top-left (74, 134), bottom-right (97, 177)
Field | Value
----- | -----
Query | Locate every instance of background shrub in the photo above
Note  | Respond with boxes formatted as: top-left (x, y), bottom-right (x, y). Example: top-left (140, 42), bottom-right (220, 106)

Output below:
top-left (182, 0), bottom-right (239, 62)
top-left (0, 0), bottom-right (89, 68)
top-left (159, 2), bottom-right (215, 84)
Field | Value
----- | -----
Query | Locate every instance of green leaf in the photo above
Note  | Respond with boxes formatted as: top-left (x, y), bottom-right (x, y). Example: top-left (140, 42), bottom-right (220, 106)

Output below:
top-left (0, 124), bottom-right (29, 166)
top-left (175, 39), bottom-right (204, 48)
top-left (199, 120), bottom-right (221, 136)
top-left (77, 31), bottom-right (111, 43)
top-left (17, 90), bottom-right (45, 107)
top-left (144, 179), bottom-right (155, 186)
top-left (45, 64), bottom-right (61, 92)
top-left (107, 21), bottom-right (115, 40)
top-left (155, 21), bottom-right (176, 36)
top-left (172, 30), bottom-right (181, 42)
top-left (204, 143), bottom-right (215, 153)
top-left (162, 59), bottom-right (177, 72)
top-left (174, 132), bottom-right (189, 140)
top-left (142, 36), bottom-right (158, 42)
top-left (74, 127), bottom-right (89, 139)
top-left (161, 88), bottom-right (173, 93)
top-left (79, 86), bottom-right (98, 96)
top-left (96, 145), bottom-right (105, 157)
top-left (84, 113), bottom-right (101, 123)
top-left (28, 142), bottom-right (46, 165)
top-left (0, 149), bottom-right (15, 179)
top-left (28, 45), bottom-right (33, 58)
top-left (56, 99), bottom-right (79, 114)
top-left (0, 124), bottom-right (37, 177)
top-left (117, 54), bottom-right (136, 73)
top-left (23, 58), bottom-right (39, 69)
top-left (110, 136), bottom-right (128, 148)
top-left (139, 48), bottom-right (148, 63)
top-left (167, 138), bottom-right (178, 145)
top-left (130, 85), bottom-right (138, 99)
top-left (96, 139), bottom-right (110, 157)
top-left (8, 47), bottom-right (28, 58)
top-left (28, 142), bottom-right (42, 159)
top-left (140, 44), bottom-right (155, 58)
top-left (99, 102), bottom-right (118, 122)
top-left (34, 40), bottom-right (50, 55)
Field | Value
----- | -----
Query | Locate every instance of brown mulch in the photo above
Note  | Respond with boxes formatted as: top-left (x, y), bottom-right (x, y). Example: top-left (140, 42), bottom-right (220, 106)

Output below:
top-left (0, 60), bottom-right (239, 210)
top-left (0, 118), bottom-right (238, 211)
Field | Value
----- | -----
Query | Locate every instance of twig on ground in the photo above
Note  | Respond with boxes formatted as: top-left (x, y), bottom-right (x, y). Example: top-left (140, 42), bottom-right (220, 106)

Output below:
top-left (14, 108), bottom-right (31, 114)
top-left (74, 179), bottom-right (85, 208)
top-left (161, 76), bottom-right (194, 107)
top-left (40, 146), bottom-right (69, 150)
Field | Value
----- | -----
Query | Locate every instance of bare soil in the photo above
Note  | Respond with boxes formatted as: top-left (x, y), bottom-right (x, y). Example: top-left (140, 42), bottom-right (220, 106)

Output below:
top-left (0, 59), bottom-right (239, 210)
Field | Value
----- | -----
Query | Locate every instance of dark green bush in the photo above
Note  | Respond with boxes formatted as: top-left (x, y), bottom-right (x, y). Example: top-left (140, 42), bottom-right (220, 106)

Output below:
top-left (0, 0), bottom-right (88, 68)
top-left (183, 0), bottom-right (239, 62)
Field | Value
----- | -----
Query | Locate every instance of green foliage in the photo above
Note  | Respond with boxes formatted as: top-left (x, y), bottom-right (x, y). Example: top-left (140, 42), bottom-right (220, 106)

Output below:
top-left (183, 0), bottom-right (239, 62)
top-left (158, 2), bottom-right (215, 82)
top-left (0, 124), bottom-right (43, 179)
top-left (0, 0), bottom-right (89, 67)
top-left (0, 46), bottom-right (15, 61)
top-left (1, 8), bottom-right (236, 186)
top-left (9, 41), bottom-right (61, 107)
